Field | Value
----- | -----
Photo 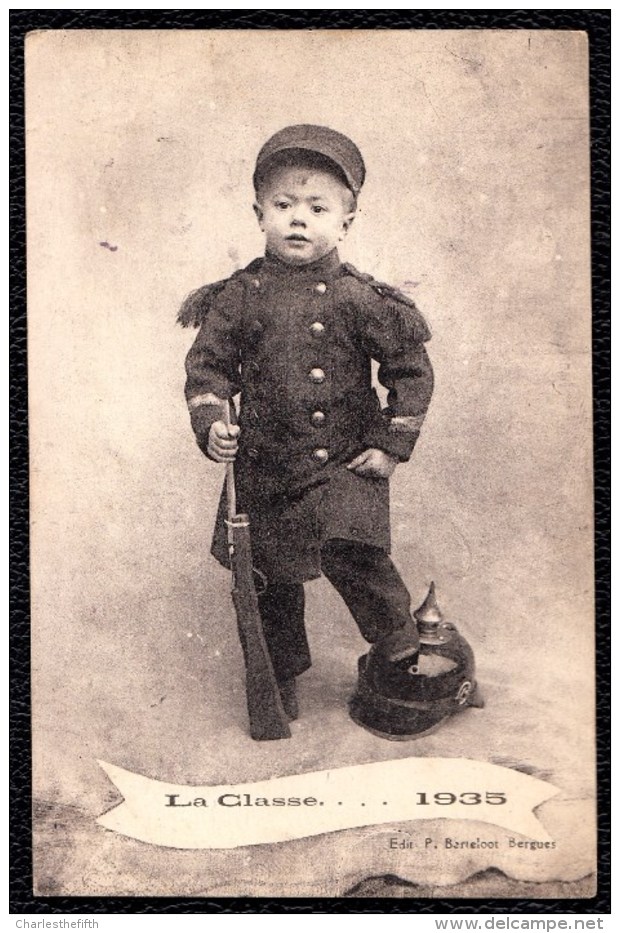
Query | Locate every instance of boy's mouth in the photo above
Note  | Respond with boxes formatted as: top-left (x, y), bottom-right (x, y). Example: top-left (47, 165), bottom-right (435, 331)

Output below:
top-left (286, 234), bottom-right (310, 242)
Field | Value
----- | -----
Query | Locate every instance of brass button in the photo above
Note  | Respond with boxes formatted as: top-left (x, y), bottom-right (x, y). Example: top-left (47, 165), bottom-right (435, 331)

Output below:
top-left (247, 447), bottom-right (259, 460)
top-left (310, 321), bottom-right (325, 337)
top-left (315, 282), bottom-right (327, 294)
top-left (252, 278), bottom-right (261, 289)
top-left (309, 368), bottom-right (325, 384)
top-left (311, 410), bottom-right (326, 426)
top-left (312, 448), bottom-right (329, 464)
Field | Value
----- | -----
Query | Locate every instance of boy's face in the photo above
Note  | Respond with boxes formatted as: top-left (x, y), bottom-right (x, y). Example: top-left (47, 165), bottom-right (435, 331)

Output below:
top-left (254, 165), bottom-right (356, 266)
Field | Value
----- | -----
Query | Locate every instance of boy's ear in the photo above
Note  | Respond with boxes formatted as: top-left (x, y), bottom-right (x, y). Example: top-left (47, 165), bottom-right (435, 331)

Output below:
top-left (339, 211), bottom-right (356, 240)
top-left (253, 202), bottom-right (264, 230)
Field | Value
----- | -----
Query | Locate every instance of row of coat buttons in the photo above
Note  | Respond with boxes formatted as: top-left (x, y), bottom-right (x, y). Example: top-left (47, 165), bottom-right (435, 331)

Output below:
top-left (251, 281), bottom-right (327, 465)
top-left (310, 302), bottom-right (326, 464)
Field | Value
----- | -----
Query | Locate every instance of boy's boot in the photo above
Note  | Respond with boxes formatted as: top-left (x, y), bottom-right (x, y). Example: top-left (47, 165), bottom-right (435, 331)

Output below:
top-left (279, 678), bottom-right (299, 721)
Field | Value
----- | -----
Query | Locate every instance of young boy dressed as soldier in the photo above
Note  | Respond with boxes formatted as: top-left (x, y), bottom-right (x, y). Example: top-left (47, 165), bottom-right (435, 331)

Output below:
top-left (180, 125), bottom-right (434, 725)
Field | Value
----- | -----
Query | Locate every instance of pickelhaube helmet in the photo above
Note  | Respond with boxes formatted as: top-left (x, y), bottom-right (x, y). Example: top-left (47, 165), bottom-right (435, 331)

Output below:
top-left (349, 583), bottom-right (484, 739)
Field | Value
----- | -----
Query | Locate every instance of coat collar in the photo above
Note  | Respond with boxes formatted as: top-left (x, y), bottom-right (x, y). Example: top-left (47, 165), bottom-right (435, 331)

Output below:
top-left (261, 248), bottom-right (341, 280)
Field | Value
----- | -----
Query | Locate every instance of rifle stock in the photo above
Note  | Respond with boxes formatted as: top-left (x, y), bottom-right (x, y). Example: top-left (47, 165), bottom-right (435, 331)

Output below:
top-left (228, 513), bottom-right (291, 741)
top-left (221, 400), bottom-right (290, 740)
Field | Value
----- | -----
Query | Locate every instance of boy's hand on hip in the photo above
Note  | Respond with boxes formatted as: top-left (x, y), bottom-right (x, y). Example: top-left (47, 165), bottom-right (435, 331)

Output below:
top-left (347, 448), bottom-right (398, 479)
top-left (208, 421), bottom-right (240, 462)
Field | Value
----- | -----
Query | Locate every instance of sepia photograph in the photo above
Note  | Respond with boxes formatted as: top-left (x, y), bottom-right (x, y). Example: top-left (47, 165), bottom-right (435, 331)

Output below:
top-left (25, 27), bottom-right (597, 900)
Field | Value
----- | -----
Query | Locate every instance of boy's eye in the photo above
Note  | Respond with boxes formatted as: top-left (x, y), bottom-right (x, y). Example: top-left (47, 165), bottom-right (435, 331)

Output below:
top-left (311, 205), bottom-right (327, 214)
top-left (275, 201), bottom-right (290, 210)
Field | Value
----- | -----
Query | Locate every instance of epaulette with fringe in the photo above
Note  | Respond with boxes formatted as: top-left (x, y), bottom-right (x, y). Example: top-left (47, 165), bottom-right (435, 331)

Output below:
top-left (340, 262), bottom-right (418, 309)
top-left (177, 258), bottom-right (264, 328)
top-left (340, 262), bottom-right (431, 342)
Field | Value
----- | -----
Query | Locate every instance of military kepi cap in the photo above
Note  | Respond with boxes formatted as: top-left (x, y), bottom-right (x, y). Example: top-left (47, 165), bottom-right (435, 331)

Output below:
top-left (254, 124), bottom-right (366, 196)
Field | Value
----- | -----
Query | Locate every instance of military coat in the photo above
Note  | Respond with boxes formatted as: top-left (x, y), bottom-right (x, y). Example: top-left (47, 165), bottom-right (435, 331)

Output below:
top-left (181, 249), bottom-right (433, 584)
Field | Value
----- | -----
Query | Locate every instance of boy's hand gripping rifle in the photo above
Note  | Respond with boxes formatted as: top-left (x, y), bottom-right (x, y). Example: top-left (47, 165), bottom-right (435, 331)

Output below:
top-left (223, 401), bottom-right (291, 741)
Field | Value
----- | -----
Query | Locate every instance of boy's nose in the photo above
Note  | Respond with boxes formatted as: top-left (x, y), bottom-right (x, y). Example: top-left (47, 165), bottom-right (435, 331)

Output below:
top-left (290, 208), bottom-right (307, 227)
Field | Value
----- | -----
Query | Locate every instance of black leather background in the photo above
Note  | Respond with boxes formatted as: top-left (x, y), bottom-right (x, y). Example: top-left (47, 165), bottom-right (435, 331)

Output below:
top-left (9, 7), bottom-right (610, 916)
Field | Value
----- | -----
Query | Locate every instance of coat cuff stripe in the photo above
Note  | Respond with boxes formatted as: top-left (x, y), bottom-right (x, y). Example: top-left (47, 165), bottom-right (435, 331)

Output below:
top-left (187, 392), bottom-right (226, 412)
top-left (389, 415), bottom-right (426, 434)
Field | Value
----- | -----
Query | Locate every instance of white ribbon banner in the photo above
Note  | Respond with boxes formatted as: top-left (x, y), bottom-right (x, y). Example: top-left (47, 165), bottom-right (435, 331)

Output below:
top-left (97, 757), bottom-right (559, 850)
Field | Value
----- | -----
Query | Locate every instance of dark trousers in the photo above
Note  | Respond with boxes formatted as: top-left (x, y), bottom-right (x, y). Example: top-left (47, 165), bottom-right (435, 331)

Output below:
top-left (257, 539), bottom-right (412, 684)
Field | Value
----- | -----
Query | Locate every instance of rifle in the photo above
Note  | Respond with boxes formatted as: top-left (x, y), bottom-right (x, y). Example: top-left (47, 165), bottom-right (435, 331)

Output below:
top-left (223, 401), bottom-right (291, 741)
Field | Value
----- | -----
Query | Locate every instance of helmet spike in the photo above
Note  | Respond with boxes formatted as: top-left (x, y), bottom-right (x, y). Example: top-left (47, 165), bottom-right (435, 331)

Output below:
top-left (414, 581), bottom-right (444, 633)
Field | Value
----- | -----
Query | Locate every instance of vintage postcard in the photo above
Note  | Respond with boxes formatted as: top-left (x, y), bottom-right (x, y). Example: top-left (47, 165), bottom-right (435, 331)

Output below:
top-left (27, 29), bottom-right (595, 899)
